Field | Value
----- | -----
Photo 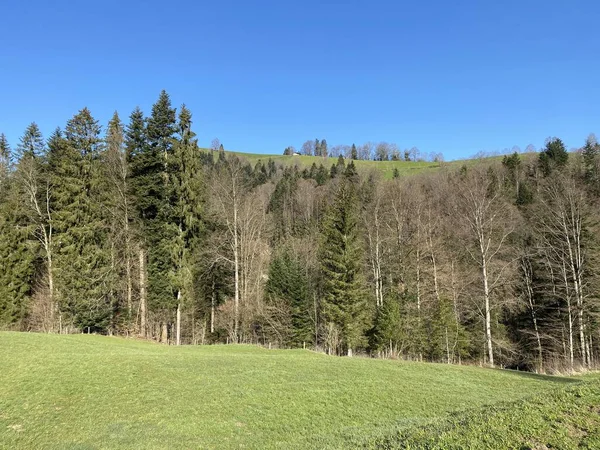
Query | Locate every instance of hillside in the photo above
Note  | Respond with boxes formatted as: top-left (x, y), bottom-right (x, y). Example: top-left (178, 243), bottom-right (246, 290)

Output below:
top-left (217, 149), bottom-right (514, 179)
top-left (0, 332), bottom-right (582, 449)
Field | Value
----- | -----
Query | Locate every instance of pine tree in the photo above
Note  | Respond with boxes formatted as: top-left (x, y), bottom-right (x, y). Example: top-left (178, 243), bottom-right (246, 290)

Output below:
top-left (582, 134), bottom-right (599, 188)
top-left (370, 292), bottom-right (403, 356)
top-left (314, 138), bottom-right (321, 157)
top-left (320, 139), bottom-right (328, 158)
top-left (104, 111), bottom-right (135, 330)
top-left (351, 144), bottom-right (358, 160)
top-left (52, 108), bottom-right (111, 331)
top-left (539, 137), bottom-right (568, 176)
top-left (125, 106), bottom-right (150, 335)
top-left (169, 104), bottom-right (204, 345)
top-left (16, 123), bottom-right (45, 160)
top-left (0, 134), bottom-right (10, 189)
top-left (0, 136), bottom-right (36, 326)
top-left (319, 171), bottom-right (368, 356)
top-left (266, 250), bottom-right (313, 346)
top-left (129, 92), bottom-right (177, 341)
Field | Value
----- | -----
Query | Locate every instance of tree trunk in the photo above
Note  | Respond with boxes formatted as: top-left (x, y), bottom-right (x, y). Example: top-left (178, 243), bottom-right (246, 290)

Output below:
top-left (161, 322), bottom-right (168, 344)
top-left (176, 293), bottom-right (181, 346)
top-left (210, 279), bottom-right (215, 334)
top-left (481, 256), bottom-right (494, 367)
top-left (139, 248), bottom-right (147, 337)
top-left (233, 202), bottom-right (240, 343)
top-left (126, 253), bottom-right (132, 323)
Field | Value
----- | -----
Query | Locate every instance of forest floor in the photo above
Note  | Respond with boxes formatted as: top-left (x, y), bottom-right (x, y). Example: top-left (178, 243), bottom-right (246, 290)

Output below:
top-left (0, 332), bottom-right (596, 449)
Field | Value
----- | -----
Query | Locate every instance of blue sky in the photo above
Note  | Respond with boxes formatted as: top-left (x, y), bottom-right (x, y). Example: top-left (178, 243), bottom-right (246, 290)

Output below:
top-left (1, 0), bottom-right (599, 160)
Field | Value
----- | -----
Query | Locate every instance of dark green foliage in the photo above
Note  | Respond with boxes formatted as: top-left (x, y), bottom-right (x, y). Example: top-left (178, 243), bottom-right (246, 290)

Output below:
top-left (539, 137), bottom-right (568, 176)
top-left (315, 163), bottom-right (328, 185)
top-left (16, 123), bottom-right (45, 160)
top-left (0, 137), bottom-right (36, 326)
top-left (393, 167), bottom-right (400, 178)
top-left (169, 105), bottom-right (205, 306)
top-left (51, 109), bottom-right (112, 330)
top-left (319, 172), bottom-right (368, 354)
top-left (265, 250), bottom-right (313, 346)
top-left (350, 143), bottom-right (358, 160)
top-left (320, 139), bottom-right (328, 158)
top-left (269, 168), bottom-right (300, 240)
top-left (582, 134), bottom-right (599, 189)
top-left (370, 293), bottom-right (402, 353)
top-left (128, 92), bottom-right (178, 319)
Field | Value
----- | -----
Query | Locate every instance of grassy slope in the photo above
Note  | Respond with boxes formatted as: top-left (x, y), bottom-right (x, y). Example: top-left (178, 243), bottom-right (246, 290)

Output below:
top-left (207, 149), bottom-right (511, 179)
top-left (367, 378), bottom-right (600, 449)
top-left (0, 333), bottom-right (579, 449)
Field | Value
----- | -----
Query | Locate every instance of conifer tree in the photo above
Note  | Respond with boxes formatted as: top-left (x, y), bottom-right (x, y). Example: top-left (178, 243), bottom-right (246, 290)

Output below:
top-left (320, 139), bottom-right (328, 158)
top-left (52, 108), bottom-right (111, 331)
top-left (125, 106), bottom-right (150, 335)
top-left (130, 91), bottom-right (177, 341)
top-left (582, 134), bottom-right (599, 188)
top-left (351, 144), bottom-right (358, 160)
top-left (0, 136), bottom-right (36, 326)
top-left (266, 250), bottom-right (313, 346)
top-left (104, 111), bottom-right (135, 330)
top-left (0, 134), bottom-right (10, 189)
top-left (169, 105), bottom-right (204, 345)
top-left (319, 169), bottom-right (368, 356)
top-left (539, 137), bottom-right (568, 176)
top-left (16, 123), bottom-right (45, 160)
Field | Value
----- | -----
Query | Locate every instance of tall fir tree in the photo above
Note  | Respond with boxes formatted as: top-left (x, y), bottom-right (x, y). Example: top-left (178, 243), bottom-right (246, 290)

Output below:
top-left (539, 137), bottom-right (568, 176)
top-left (0, 136), bottom-right (36, 326)
top-left (52, 108), bottom-right (112, 331)
top-left (319, 169), bottom-right (368, 356)
top-left (136, 91), bottom-right (177, 340)
top-left (16, 123), bottom-right (45, 160)
top-left (266, 249), bottom-right (313, 346)
top-left (104, 111), bottom-right (135, 330)
top-left (169, 104), bottom-right (204, 344)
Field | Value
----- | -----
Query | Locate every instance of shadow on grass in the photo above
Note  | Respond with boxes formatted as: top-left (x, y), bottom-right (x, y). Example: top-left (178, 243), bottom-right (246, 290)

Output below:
top-left (496, 368), bottom-right (580, 384)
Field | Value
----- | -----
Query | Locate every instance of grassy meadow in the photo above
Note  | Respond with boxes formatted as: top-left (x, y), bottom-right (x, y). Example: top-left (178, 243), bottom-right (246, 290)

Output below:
top-left (205, 149), bottom-right (517, 179)
top-left (0, 332), bottom-right (590, 449)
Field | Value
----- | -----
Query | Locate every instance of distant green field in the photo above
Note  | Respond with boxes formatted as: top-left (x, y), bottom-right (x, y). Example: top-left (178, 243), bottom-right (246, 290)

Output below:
top-left (205, 149), bottom-right (530, 179)
top-left (0, 332), bottom-right (584, 449)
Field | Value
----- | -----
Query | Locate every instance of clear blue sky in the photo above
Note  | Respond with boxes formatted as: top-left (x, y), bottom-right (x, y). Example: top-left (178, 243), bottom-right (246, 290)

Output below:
top-left (1, 0), bottom-right (599, 160)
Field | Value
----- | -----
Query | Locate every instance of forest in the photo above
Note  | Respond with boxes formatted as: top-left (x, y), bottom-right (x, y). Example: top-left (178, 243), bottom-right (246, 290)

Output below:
top-left (1, 90), bottom-right (599, 373)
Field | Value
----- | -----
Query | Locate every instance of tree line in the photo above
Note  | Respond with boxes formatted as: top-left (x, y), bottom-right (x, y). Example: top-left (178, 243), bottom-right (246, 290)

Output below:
top-left (292, 139), bottom-right (439, 162)
top-left (1, 90), bottom-right (599, 373)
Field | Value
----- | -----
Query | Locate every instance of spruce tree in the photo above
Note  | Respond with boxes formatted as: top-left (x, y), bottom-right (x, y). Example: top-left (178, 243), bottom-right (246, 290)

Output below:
top-left (266, 250), bottom-right (313, 346)
top-left (582, 134), bottom-right (599, 188)
top-left (0, 136), bottom-right (36, 326)
top-left (539, 137), bottom-right (568, 176)
top-left (52, 108), bottom-right (111, 331)
top-left (169, 105), bottom-right (204, 344)
top-left (16, 123), bottom-right (45, 160)
top-left (351, 144), bottom-right (358, 160)
top-left (104, 111), bottom-right (134, 329)
top-left (320, 139), bottom-right (328, 158)
top-left (319, 170), bottom-right (368, 356)
top-left (0, 134), bottom-right (10, 189)
top-left (139, 91), bottom-right (177, 340)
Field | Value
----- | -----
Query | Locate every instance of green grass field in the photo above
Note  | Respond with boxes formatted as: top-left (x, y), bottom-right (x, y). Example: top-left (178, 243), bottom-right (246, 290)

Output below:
top-left (204, 149), bottom-right (508, 179)
top-left (206, 149), bottom-right (533, 179)
top-left (0, 332), bottom-right (592, 449)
